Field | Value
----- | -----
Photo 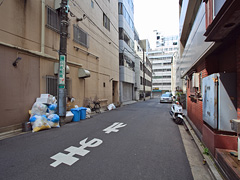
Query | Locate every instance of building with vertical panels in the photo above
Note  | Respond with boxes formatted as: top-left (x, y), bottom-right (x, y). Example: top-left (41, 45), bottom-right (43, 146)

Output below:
top-left (118, 0), bottom-right (135, 103)
top-left (0, 0), bottom-right (119, 132)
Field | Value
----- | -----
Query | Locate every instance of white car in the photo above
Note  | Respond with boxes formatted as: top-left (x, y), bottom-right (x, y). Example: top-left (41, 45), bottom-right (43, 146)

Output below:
top-left (160, 93), bottom-right (173, 103)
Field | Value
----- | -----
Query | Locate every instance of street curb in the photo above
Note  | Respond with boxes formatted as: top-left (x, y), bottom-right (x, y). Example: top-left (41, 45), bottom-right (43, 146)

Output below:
top-left (183, 116), bottom-right (224, 180)
top-left (0, 129), bottom-right (27, 140)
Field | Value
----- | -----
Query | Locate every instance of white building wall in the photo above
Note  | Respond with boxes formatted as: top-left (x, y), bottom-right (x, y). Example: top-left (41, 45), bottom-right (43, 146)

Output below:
top-left (178, 3), bottom-right (214, 79)
top-left (149, 45), bottom-right (178, 95)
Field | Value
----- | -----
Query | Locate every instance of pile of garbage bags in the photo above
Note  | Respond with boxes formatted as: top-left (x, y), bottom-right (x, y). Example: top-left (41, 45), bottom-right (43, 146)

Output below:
top-left (29, 94), bottom-right (60, 132)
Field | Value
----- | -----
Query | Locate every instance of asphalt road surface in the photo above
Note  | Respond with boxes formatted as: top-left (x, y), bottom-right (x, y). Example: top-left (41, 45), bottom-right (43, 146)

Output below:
top-left (0, 99), bottom-right (193, 180)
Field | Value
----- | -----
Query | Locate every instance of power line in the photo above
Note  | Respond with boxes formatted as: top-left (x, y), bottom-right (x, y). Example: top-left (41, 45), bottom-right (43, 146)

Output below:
top-left (69, 5), bottom-right (119, 55)
top-left (93, 0), bottom-right (119, 32)
top-left (70, 0), bottom-right (119, 49)
top-left (0, 0), bottom-right (4, 6)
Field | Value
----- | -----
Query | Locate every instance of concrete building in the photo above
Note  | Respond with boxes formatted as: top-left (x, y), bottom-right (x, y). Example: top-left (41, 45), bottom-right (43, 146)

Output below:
top-left (0, 0), bottom-right (119, 132)
top-left (179, 0), bottom-right (240, 178)
top-left (118, 0), bottom-right (135, 103)
top-left (138, 39), bottom-right (152, 100)
top-left (148, 33), bottom-right (178, 97)
top-left (133, 29), bottom-right (141, 101)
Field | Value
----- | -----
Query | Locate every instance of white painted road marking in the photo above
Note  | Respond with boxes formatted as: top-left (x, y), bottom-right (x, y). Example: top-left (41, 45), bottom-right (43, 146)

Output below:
top-left (50, 122), bottom-right (127, 167)
top-left (50, 138), bottom-right (103, 167)
top-left (103, 122), bottom-right (127, 134)
top-left (50, 152), bottom-right (79, 167)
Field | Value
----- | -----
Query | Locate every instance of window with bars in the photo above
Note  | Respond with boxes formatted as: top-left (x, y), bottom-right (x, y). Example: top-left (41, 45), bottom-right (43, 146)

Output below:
top-left (153, 76), bottom-right (171, 79)
top-left (153, 69), bottom-right (171, 72)
top-left (46, 76), bottom-right (72, 97)
top-left (119, 53), bottom-right (135, 71)
top-left (103, 13), bottom-right (110, 31)
top-left (46, 6), bottom-right (60, 32)
top-left (73, 25), bottom-right (89, 48)
top-left (152, 82), bottom-right (171, 86)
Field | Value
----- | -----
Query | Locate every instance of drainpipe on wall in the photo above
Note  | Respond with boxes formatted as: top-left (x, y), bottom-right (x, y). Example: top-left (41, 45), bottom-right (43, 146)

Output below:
top-left (41, 0), bottom-right (45, 54)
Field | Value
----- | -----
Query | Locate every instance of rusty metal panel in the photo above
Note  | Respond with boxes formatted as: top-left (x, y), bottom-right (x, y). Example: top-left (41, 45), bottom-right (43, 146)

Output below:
top-left (202, 74), bottom-right (218, 129)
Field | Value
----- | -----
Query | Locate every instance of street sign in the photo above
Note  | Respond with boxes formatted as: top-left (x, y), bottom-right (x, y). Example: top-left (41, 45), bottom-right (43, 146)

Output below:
top-left (59, 55), bottom-right (65, 88)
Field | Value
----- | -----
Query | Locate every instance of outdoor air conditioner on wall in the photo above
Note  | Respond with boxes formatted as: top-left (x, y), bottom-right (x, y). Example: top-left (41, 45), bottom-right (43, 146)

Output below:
top-left (54, 62), bottom-right (70, 75)
top-left (78, 68), bottom-right (90, 78)
top-left (192, 73), bottom-right (199, 88)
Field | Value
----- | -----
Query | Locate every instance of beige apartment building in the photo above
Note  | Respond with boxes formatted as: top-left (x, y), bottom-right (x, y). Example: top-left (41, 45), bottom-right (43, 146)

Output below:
top-left (0, 0), bottom-right (119, 132)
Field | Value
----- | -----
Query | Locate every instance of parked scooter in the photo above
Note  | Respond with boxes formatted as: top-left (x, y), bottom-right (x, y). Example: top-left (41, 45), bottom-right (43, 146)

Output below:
top-left (169, 101), bottom-right (184, 125)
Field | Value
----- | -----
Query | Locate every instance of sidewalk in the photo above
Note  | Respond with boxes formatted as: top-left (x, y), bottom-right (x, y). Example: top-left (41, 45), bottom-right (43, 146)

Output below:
top-left (121, 100), bottom-right (137, 106)
top-left (182, 110), bottom-right (224, 180)
top-left (179, 125), bottom-right (214, 180)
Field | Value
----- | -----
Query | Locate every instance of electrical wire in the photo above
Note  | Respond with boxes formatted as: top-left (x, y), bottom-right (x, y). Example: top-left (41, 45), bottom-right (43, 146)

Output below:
top-left (0, 0), bottom-right (4, 6)
top-left (69, 5), bottom-right (119, 58)
top-left (93, 0), bottom-right (119, 32)
top-left (70, 0), bottom-right (119, 49)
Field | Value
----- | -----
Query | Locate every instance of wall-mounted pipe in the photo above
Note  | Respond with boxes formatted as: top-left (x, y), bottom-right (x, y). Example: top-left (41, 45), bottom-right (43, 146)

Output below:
top-left (41, 0), bottom-right (45, 54)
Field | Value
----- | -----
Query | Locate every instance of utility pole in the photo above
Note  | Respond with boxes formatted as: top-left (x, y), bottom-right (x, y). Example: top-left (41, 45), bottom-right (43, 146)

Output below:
top-left (57, 0), bottom-right (69, 124)
top-left (143, 49), bottom-right (145, 101)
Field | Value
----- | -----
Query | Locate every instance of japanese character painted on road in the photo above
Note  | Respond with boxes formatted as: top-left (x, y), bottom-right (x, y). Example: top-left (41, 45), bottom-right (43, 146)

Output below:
top-left (103, 122), bottom-right (127, 134)
top-left (50, 138), bottom-right (103, 167)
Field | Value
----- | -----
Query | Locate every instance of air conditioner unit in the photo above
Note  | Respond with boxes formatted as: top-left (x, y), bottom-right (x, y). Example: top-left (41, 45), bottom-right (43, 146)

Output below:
top-left (192, 73), bottom-right (199, 88)
top-left (78, 68), bottom-right (90, 78)
top-left (54, 62), bottom-right (70, 75)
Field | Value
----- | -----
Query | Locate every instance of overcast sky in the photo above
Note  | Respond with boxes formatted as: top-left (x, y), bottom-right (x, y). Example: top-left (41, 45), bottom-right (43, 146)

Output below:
top-left (134, 0), bottom-right (179, 49)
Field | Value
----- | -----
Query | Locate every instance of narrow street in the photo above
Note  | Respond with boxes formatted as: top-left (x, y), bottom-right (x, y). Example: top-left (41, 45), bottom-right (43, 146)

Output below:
top-left (0, 99), bottom-right (208, 180)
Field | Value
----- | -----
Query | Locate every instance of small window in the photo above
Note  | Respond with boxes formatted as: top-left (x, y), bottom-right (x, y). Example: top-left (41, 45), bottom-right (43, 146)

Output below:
top-left (118, 2), bottom-right (123, 14)
top-left (73, 25), bottom-right (89, 48)
top-left (46, 76), bottom-right (71, 97)
top-left (46, 6), bottom-right (60, 32)
top-left (103, 13), bottom-right (110, 31)
top-left (91, 0), bottom-right (94, 8)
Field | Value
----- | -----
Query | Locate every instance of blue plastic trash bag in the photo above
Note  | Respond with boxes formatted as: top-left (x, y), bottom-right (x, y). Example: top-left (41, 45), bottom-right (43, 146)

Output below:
top-left (47, 114), bottom-right (60, 128)
top-left (48, 104), bottom-right (57, 114)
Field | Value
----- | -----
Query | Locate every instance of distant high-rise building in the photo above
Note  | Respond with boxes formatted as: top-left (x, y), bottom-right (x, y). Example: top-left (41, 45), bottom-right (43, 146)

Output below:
top-left (155, 31), bottom-right (178, 48)
top-left (148, 32), bottom-right (179, 97)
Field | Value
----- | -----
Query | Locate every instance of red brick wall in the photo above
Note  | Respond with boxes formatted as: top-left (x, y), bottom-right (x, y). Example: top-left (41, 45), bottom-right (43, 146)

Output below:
top-left (187, 95), bottom-right (204, 133)
top-left (187, 60), bottom-right (207, 134)
top-left (203, 124), bottom-right (238, 155)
